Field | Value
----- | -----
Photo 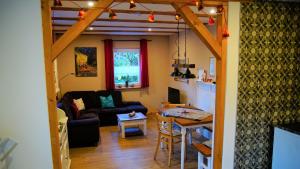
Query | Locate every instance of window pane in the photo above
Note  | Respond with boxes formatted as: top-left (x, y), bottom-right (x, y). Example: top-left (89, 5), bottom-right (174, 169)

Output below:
top-left (113, 49), bottom-right (140, 87)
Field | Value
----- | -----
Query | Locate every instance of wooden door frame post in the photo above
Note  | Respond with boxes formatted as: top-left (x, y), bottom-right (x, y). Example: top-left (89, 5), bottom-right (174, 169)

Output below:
top-left (41, 0), bottom-right (62, 169)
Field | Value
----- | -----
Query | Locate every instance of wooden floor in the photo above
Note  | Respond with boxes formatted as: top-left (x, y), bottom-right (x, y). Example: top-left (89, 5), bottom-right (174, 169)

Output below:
top-left (70, 114), bottom-right (200, 169)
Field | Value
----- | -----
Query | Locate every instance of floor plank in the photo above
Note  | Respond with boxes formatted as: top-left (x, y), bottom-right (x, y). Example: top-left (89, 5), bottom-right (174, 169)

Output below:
top-left (70, 114), bottom-right (199, 169)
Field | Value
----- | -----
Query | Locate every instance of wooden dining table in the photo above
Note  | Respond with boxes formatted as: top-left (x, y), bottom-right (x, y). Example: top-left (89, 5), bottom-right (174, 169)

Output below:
top-left (160, 107), bottom-right (213, 169)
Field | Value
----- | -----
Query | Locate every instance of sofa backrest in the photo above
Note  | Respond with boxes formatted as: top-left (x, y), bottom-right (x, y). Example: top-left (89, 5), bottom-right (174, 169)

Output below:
top-left (62, 91), bottom-right (100, 120)
top-left (66, 91), bottom-right (99, 109)
top-left (96, 90), bottom-right (123, 107)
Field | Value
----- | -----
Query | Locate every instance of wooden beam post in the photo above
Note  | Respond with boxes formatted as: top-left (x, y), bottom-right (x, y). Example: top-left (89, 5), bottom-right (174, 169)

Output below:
top-left (214, 3), bottom-right (228, 169)
top-left (172, 3), bottom-right (222, 60)
top-left (41, 0), bottom-right (62, 169)
top-left (51, 0), bottom-right (113, 60)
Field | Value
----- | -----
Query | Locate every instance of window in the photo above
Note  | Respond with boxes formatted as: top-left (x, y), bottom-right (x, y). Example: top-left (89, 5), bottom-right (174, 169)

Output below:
top-left (113, 49), bottom-right (140, 88)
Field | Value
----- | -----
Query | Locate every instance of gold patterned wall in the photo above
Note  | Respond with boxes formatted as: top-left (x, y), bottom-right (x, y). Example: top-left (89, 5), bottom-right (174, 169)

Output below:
top-left (235, 2), bottom-right (300, 169)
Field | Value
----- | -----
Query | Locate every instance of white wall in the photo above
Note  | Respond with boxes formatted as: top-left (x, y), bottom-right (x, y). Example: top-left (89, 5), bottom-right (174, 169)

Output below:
top-left (222, 2), bottom-right (240, 169)
top-left (0, 1), bottom-right (53, 169)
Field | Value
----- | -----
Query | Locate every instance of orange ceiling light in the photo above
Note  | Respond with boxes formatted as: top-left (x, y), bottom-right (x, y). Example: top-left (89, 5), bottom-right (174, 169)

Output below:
top-left (208, 16), bottom-right (215, 25)
top-left (148, 12), bottom-right (155, 22)
top-left (78, 9), bottom-right (85, 19)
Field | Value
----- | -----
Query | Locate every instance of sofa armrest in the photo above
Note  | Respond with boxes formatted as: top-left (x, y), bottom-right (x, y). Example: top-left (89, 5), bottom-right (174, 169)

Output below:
top-left (122, 101), bottom-right (142, 106)
top-left (68, 117), bottom-right (99, 127)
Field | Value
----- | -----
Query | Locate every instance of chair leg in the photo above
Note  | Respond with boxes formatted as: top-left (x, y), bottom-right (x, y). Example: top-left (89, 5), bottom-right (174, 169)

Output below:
top-left (154, 134), bottom-right (161, 160)
top-left (168, 137), bottom-right (173, 167)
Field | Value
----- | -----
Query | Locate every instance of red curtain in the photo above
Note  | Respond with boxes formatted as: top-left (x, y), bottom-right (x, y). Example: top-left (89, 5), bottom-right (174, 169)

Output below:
top-left (140, 39), bottom-right (149, 88)
top-left (104, 39), bottom-right (115, 90)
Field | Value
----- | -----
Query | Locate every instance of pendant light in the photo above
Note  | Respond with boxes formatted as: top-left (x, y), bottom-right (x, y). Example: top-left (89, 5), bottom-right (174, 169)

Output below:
top-left (148, 12), bottom-right (155, 22)
top-left (171, 19), bottom-right (182, 77)
top-left (208, 16), bottom-right (215, 25)
top-left (181, 24), bottom-right (195, 79)
top-left (78, 9), bottom-right (85, 19)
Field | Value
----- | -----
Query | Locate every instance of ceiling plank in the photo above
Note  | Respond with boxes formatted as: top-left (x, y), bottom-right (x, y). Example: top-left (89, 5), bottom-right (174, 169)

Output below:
top-left (53, 23), bottom-right (187, 29)
top-left (51, 0), bottom-right (114, 60)
top-left (52, 17), bottom-right (186, 24)
top-left (51, 7), bottom-right (214, 17)
top-left (172, 3), bottom-right (221, 60)
top-left (54, 29), bottom-right (177, 33)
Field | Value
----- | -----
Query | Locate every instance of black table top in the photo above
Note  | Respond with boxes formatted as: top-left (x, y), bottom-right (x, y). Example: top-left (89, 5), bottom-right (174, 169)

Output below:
top-left (276, 123), bottom-right (300, 135)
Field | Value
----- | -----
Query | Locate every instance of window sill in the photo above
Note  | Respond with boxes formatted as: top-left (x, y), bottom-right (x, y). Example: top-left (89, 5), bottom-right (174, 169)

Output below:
top-left (115, 85), bottom-right (145, 91)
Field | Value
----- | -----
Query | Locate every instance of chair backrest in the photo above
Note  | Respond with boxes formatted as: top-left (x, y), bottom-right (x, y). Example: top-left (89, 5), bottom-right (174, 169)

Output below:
top-left (156, 113), bottom-right (175, 136)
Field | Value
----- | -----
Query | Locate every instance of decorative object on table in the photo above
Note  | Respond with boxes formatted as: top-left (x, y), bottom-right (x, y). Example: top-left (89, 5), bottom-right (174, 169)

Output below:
top-left (75, 47), bottom-right (97, 77)
top-left (129, 111), bottom-right (136, 117)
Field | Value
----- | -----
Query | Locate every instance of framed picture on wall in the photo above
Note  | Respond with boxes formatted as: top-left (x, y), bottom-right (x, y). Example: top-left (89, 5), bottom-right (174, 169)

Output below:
top-left (209, 57), bottom-right (216, 77)
top-left (75, 47), bottom-right (97, 77)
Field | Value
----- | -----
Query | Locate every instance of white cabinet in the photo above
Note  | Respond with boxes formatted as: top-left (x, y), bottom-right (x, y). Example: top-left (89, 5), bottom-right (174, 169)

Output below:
top-left (58, 117), bottom-right (71, 169)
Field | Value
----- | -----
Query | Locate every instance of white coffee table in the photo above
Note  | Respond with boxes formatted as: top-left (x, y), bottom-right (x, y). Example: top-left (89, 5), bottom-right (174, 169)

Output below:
top-left (117, 113), bottom-right (147, 138)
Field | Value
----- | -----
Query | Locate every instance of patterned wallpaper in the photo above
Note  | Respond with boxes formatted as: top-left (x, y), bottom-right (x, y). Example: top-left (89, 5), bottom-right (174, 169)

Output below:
top-left (234, 2), bottom-right (300, 169)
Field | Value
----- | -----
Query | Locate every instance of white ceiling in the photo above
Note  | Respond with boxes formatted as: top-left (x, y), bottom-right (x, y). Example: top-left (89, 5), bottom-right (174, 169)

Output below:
top-left (52, 1), bottom-right (217, 36)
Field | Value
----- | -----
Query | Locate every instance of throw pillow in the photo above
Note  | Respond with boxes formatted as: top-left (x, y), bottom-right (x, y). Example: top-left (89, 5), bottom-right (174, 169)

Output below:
top-left (99, 95), bottom-right (115, 108)
top-left (70, 102), bottom-right (80, 119)
top-left (73, 98), bottom-right (85, 111)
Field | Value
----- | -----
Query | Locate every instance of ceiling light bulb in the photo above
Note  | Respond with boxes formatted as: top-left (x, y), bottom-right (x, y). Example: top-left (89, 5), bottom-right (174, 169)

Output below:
top-left (175, 13), bottom-right (181, 20)
top-left (148, 28), bottom-right (152, 32)
top-left (209, 9), bottom-right (216, 14)
top-left (89, 27), bottom-right (94, 30)
top-left (87, 1), bottom-right (94, 7)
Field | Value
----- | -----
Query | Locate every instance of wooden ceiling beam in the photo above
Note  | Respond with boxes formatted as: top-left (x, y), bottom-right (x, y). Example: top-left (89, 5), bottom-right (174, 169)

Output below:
top-left (60, 0), bottom-right (224, 7)
top-left (172, 3), bottom-right (221, 60)
top-left (51, 0), bottom-right (114, 60)
top-left (52, 17), bottom-right (186, 24)
top-left (51, 7), bottom-right (214, 17)
top-left (53, 23), bottom-right (187, 29)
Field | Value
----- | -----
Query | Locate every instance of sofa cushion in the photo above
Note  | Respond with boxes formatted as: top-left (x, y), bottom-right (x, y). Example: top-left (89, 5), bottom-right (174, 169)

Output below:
top-left (68, 91), bottom-right (99, 109)
top-left (78, 112), bottom-right (98, 120)
top-left (96, 90), bottom-right (123, 107)
top-left (99, 95), bottom-right (115, 108)
top-left (70, 102), bottom-right (80, 119)
top-left (73, 98), bottom-right (85, 111)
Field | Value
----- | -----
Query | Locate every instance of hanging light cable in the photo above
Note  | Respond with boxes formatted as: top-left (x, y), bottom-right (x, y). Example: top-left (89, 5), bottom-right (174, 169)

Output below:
top-left (171, 19), bottom-right (182, 77)
top-left (181, 24), bottom-right (195, 79)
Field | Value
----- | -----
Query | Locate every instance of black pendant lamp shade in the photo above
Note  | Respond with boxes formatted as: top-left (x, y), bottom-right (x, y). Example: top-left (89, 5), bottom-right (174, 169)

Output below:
top-left (171, 67), bottom-right (182, 77)
top-left (181, 68), bottom-right (196, 79)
